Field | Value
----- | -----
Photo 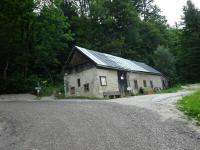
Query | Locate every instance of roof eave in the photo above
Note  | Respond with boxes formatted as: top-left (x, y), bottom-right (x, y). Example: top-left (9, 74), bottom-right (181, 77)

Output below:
top-left (96, 64), bottom-right (162, 76)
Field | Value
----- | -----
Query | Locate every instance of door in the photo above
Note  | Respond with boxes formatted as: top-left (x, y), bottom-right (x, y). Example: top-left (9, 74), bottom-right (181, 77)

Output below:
top-left (117, 71), bottom-right (128, 97)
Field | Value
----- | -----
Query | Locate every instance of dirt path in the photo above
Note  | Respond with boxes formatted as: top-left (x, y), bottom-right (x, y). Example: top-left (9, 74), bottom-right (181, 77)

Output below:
top-left (111, 84), bottom-right (200, 132)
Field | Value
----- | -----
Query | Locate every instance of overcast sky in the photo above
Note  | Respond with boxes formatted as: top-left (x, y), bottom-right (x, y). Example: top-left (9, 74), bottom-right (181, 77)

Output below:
top-left (154, 0), bottom-right (200, 26)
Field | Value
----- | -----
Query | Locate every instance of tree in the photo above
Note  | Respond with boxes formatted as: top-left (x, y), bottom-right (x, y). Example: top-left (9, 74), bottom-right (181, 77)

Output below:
top-left (0, 0), bottom-right (181, 93)
top-left (167, 27), bottom-right (182, 56)
top-left (63, 0), bottom-right (141, 58)
top-left (32, 2), bottom-right (73, 80)
top-left (0, 0), bottom-right (73, 93)
top-left (153, 46), bottom-right (177, 85)
top-left (178, 0), bottom-right (200, 83)
top-left (0, 0), bottom-right (35, 79)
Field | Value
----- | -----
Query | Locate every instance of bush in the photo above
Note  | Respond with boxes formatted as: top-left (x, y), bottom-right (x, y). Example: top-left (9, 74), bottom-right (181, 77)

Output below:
top-left (0, 75), bottom-right (40, 94)
top-left (138, 87), bottom-right (144, 94)
top-left (39, 82), bottom-right (64, 97)
top-left (144, 88), bottom-right (155, 95)
top-left (0, 73), bottom-right (65, 96)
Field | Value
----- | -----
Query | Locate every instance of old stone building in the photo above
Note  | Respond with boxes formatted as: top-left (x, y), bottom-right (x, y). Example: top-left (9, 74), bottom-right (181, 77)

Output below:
top-left (64, 46), bottom-right (168, 98)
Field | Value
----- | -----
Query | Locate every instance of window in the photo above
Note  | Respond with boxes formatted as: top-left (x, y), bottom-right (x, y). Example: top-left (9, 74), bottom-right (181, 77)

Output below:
top-left (70, 87), bottom-right (75, 95)
top-left (134, 80), bottom-right (138, 89)
top-left (84, 83), bottom-right (89, 92)
top-left (143, 80), bottom-right (147, 87)
top-left (150, 80), bottom-right (153, 88)
top-left (100, 76), bottom-right (107, 86)
top-left (162, 80), bottom-right (165, 89)
top-left (77, 78), bottom-right (81, 87)
top-left (127, 75), bottom-right (130, 86)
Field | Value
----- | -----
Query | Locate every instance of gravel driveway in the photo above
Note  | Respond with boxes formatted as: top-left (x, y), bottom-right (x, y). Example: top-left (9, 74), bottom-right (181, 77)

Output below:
top-left (0, 92), bottom-right (200, 150)
top-left (112, 91), bottom-right (194, 121)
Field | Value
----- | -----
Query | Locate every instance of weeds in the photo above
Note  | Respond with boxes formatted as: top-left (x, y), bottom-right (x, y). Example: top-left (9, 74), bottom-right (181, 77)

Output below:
top-left (177, 90), bottom-right (200, 123)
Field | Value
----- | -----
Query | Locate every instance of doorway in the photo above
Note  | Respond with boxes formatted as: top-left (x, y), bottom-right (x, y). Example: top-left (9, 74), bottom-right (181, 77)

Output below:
top-left (117, 71), bottom-right (128, 97)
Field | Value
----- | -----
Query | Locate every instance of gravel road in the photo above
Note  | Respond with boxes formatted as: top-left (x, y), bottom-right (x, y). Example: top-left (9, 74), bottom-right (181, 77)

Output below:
top-left (0, 97), bottom-right (200, 150)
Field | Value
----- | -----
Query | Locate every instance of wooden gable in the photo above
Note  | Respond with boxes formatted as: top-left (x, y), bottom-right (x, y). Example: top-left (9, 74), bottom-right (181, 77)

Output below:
top-left (65, 48), bottom-right (95, 74)
top-left (68, 49), bottom-right (90, 67)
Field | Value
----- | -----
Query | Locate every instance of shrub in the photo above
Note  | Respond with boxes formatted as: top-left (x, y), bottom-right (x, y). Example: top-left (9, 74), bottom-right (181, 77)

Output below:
top-left (0, 75), bottom-right (40, 94)
top-left (144, 88), bottom-right (155, 95)
top-left (138, 87), bottom-right (144, 94)
top-left (39, 82), bottom-right (64, 97)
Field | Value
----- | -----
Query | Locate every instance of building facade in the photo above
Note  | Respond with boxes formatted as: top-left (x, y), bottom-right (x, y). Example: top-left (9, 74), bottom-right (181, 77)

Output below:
top-left (64, 46), bottom-right (168, 98)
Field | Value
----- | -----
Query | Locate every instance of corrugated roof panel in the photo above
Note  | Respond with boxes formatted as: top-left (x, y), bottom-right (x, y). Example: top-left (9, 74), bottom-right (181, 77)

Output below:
top-left (133, 61), bottom-right (161, 74)
top-left (76, 46), bottom-right (107, 65)
top-left (75, 46), bottom-right (161, 75)
top-left (105, 54), bottom-right (147, 72)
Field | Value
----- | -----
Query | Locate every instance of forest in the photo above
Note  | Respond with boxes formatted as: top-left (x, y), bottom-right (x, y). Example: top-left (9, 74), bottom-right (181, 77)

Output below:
top-left (0, 0), bottom-right (200, 93)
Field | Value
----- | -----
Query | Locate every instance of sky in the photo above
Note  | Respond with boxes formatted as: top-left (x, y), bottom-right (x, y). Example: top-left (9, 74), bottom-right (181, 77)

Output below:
top-left (154, 0), bottom-right (200, 26)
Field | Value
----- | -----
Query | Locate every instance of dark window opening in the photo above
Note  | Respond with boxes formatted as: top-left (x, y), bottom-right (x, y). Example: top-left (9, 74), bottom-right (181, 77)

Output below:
top-left (162, 80), bottom-right (165, 89)
top-left (134, 80), bottom-right (138, 89)
top-left (84, 83), bottom-right (89, 92)
top-left (150, 81), bottom-right (153, 88)
top-left (77, 78), bottom-right (81, 87)
top-left (100, 76), bottom-right (107, 86)
top-left (127, 75), bottom-right (130, 86)
top-left (70, 87), bottom-right (75, 95)
top-left (143, 80), bottom-right (147, 87)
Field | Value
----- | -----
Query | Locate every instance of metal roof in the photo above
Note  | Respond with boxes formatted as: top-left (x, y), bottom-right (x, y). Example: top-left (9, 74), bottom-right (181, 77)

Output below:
top-left (75, 46), bottom-right (161, 75)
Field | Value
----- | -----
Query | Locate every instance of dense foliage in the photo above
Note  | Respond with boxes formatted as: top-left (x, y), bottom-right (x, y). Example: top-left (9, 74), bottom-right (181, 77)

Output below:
top-left (0, 0), bottom-right (72, 93)
top-left (153, 46), bottom-right (177, 84)
top-left (0, 0), bottom-right (199, 93)
top-left (178, 1), bottom-right (200, 83)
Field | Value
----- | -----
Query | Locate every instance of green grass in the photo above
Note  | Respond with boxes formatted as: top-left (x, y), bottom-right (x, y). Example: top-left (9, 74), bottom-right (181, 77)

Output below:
top-left (177, 90), bottom-right (200, 124)
top-left (158, 84), bottom-right (183, 93)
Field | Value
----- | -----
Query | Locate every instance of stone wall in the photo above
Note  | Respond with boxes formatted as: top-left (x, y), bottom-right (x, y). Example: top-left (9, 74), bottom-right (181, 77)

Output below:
top-left (127, 72), bottom-right (164, 94)
top-left (96, 68), bottom-right (119, 96)
top-left (64, 67), bottom-right (99, 97)
top-left (64, 67), bottom-right (166, 97)
top-left (64, 67), bottom-right (120, 97)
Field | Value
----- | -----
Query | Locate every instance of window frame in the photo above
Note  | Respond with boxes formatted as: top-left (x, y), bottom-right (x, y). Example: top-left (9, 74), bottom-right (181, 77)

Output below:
top-left (162, 80), bottom-right (166, 88)
top-left (99, 76), bottom-right (107, 86)
top-left (143, 80), bottom-right (147, 87)
top-left (84, 83), bottom-right (90, 92)
top-left (134, 80), bottom-right (138, 89)
top-left (70, 87), bottom-right (75, 95)
top-left (150, 80), bottom-right (153, 88)
top-left (77, 78), bottom-right (81, 87)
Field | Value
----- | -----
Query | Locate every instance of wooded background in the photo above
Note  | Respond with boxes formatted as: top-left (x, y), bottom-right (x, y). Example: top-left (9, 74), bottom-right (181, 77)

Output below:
top-left (0, 0), bottom-right (200, 93)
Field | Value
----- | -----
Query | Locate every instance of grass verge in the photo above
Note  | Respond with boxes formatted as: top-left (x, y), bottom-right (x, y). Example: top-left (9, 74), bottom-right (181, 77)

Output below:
top-left (177, 90), bottom-right (200, 124)
top-left (158, 84), bottom-right (183, 93)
